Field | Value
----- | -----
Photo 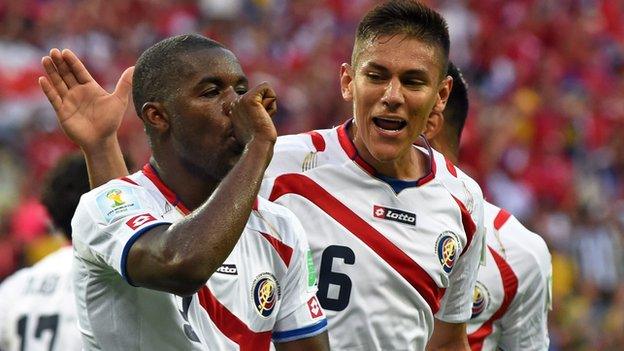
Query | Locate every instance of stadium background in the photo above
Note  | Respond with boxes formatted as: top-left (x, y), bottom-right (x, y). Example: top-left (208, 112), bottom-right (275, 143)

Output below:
top-left (0, 0), bottom-right (623, 349)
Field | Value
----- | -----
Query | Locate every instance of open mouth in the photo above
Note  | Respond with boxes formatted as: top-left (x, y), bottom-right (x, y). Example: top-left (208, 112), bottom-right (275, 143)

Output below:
top-left (372, 117), bottom-right (407, 132)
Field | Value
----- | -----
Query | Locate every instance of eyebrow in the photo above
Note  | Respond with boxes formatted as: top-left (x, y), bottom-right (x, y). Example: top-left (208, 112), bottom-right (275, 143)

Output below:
top-left (195, 75), bottom-right (249, 88)
top-left (364, 62), bottom-right (430, 77)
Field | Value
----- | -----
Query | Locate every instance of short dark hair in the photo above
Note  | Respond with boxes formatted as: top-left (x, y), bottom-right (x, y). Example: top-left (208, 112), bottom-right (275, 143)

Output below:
top-left (40, 153), bottom-right (90, 240)
top-left (444, 62), bottom-right (469, 140)
top-left (132, 34), bottom-right (224, 116)
top-left (352, 0), bottom-right (450, 74)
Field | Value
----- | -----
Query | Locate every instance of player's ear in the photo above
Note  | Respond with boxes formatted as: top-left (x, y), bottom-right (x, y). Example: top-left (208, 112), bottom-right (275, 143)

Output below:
top-left (340, 63), bottom-right (354, 102)
top-left (141, 102), bottom-right (170, 133)
top-left (424, 110), bottom-right (444, 141)
top-left (432, 74), bottom-right (452, 115)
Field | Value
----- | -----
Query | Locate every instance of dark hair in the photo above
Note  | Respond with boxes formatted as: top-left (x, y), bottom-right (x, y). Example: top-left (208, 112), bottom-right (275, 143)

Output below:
top-left (352, 0), bottom-right (450, 73)
top-left (40, 153), bottom-right (90, 240)
top-left (132, 34), bottom-right (224, 116)
top-left (445, 61), bottom-right (469, 140)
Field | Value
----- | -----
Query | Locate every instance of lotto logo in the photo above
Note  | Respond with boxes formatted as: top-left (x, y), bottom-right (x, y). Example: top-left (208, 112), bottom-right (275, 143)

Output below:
top-left (126, 214), bottom-right (157, 230)
top-left (307, 296), bottom-right (323, 319)
top-left (373, 205), bottom-right (416, 226)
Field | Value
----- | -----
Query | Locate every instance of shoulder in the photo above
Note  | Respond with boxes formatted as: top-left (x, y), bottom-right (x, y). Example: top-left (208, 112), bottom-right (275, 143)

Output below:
top-left (253, 197), bottom-right (308, 248)
top-left (485, 202), bottom-right (551, 278)
top-left (0, 266), bottom-right (30, 298)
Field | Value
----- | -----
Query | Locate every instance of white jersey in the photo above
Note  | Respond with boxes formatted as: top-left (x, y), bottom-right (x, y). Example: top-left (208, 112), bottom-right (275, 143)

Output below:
top-left (0, 247), bottom-right (82, 351)
top-left (261, 121), bottom-right (485, 350)
top-left (71, 164), bottom-right (326, 351)
top-left (466, 202), bottom-right (552, 351)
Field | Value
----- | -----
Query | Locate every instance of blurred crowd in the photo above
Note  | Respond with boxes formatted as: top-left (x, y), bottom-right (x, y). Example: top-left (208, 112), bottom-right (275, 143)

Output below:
top-left (1, 0), bottom-right (623, 349)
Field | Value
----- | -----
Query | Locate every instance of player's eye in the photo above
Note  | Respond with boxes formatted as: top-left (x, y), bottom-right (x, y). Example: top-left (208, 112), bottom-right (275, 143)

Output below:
top-left (235, 86), bottom-right (248, 95)
top-left (366, 72), bottom-right (383, 82)
top-left (201, 88), bottom-right (220, 98)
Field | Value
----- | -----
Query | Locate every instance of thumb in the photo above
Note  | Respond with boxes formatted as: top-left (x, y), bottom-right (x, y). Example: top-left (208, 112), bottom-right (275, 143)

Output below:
top-left (113, 66), bottom-right (135, 103)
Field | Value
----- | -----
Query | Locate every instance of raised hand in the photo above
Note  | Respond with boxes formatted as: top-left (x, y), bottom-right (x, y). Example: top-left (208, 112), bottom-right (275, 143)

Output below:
top-left (38, 48), bottom-right (134, 152)
top-left (228, 81), bottom-right (278, 148)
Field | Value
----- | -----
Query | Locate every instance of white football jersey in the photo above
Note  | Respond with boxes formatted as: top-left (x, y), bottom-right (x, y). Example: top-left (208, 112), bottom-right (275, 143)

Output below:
top-left (71, 164), bottom-right (326, 351)
top-left (466, 202), bottom-right (552, 351)
top-left (0, 247), bottom-right (81, 351)
top-left (261, 121), bottom-right (485, 350)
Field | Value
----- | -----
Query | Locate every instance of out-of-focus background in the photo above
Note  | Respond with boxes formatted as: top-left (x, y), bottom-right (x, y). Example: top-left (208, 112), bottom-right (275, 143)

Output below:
top-left (0, 0), bottom-right (623, 349)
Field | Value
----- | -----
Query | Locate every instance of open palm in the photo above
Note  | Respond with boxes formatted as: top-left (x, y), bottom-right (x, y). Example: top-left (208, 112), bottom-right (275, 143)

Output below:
top-left (39, 48), bottom-right (134, 150)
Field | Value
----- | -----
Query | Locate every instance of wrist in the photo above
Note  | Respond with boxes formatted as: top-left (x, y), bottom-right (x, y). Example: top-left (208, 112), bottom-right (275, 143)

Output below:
top-left (81, 135), bottom-right (121, 156)
top-left (244, 137), bottom-right (275, 167)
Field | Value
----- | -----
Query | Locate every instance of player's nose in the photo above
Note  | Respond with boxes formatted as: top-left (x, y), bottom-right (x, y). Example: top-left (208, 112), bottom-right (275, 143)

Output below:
top-left (381, 77), bottom-right (404, 111)
top-left (221, 87), bottom-right (237, 116)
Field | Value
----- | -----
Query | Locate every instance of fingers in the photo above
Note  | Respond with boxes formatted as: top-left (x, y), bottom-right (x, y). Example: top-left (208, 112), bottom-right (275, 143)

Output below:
top-left (62, 49), bottom-right (94, 84)
top-left (38, 76), bottom-right (63, 113)
top-left (113, 66), bottom-right (135, 104)
top-left (41, 55), bottom-right (68, 97)
top-left (50, 48), bottom-right (79, 88)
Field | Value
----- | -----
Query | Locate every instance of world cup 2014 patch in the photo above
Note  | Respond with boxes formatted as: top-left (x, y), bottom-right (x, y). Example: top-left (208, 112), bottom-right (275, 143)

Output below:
top-left (251, 273), bottom-right (281, 318)
top-left (435, 231), bottom-right (461, 274)
top-left (96, 186), bottom-right (143, 223)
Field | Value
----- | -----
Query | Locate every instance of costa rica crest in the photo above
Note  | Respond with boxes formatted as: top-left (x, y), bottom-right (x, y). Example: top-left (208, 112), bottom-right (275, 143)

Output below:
top-left (435, 231), bottom-right (461, 274)
top-left (251, 273), bottom-right (281, 318)
top-left (471, 281), bottom-right (489, 319)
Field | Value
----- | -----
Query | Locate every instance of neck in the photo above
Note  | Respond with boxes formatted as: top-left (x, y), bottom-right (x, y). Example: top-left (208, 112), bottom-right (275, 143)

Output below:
top-left (348, 122), bottom-right (428, 180)
top-left (149, 155), bottom-right (219, 211)
top-left (430, 134), bottom-right (459, 164)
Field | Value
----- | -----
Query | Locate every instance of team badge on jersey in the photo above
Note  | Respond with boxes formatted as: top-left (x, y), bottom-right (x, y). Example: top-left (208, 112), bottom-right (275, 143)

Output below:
top-left (251, 273), bottom-right (281, 318)
top-left (471, 281), bottom-right (490, 318)
top-left (435, 231), bottom-right (461, 274)
top-left (96, 186), bottom-right (142, 223)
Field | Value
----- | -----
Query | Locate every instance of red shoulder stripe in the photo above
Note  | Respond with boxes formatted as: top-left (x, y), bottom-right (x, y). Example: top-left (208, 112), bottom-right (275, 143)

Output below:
top-left (493, 208), bottom-right (511, 230)
top-left (306, 131), bottom-right (326, 152)
top-left (259, 232), bottom-right (293, 267)
top-left (119, 176), bottom-right (138, 185)
top-left (445, 158), bottom-right (458, 177)
top-left (451, 195), bottom-right (476, 255)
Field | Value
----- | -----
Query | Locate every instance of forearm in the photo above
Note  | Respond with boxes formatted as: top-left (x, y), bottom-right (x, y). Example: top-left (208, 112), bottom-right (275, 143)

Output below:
top-left (129, 139), bottom-right (274, 295)
top-left (426, 320), bottom-right (470, 351)
top-left (82, 136), bottom-right (129, 188)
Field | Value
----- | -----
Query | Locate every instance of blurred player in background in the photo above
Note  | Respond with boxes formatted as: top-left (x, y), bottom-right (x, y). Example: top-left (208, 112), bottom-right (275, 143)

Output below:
top-left (0, 153), bottom-right (87, 351)
top-left (38, 34), bottom-right (328, 350)
top-left (40, 2), bottom-right (485, 350)
top-left (427, 62), bottom-right (552, 350)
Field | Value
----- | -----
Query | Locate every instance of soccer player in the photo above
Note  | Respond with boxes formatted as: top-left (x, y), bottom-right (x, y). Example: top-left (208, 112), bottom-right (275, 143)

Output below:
top-left (0, 154), bottom-right (88, 351)
top-left (427, 63), bottom-right (552, 350)
top-left (41, 2), bottom-right (485, 350)
top-left (38, 35), bottom-right (328, 350)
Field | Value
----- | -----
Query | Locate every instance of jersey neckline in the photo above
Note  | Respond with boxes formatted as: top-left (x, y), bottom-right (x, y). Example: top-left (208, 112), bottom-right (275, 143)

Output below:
top-left (336, 119), bottom-right (437, 191)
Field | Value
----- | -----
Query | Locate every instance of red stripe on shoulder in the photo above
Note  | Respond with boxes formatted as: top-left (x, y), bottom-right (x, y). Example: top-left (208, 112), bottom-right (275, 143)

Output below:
top-left (493, 208), bottom-right (511, 230)
top-left (270, 173), bottom-right (444, 314)
top-left (119, 176), bottom-right (138, 185)
top-left (468, 246), bottom-right (519, 350)
top-left (451, 195), bottom-right (476, 255)
top-left (445, 158), bottom-right (458, 177)
top-left (197, 286), bottom-right (272, 350)
top-left (306, 131), bottom-right (326, 152)
top-left (252, 197), bottom-right (259, 211)
top-left (259, 232), bottom-right (293, 267)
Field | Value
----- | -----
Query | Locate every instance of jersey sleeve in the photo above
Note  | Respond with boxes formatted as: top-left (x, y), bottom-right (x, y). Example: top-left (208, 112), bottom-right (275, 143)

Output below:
top-left (71, 181), bottom-right (171, 285)
top-left (498, 233), bottom-right (552, 350)
top-left (271, 209), bottom-right (327, 343)
top-left (264, 134), bottom-right (316, 179)
top-left (435, 192), bottom-right (486, 323)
